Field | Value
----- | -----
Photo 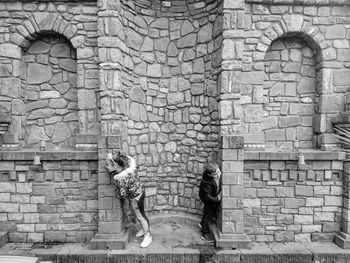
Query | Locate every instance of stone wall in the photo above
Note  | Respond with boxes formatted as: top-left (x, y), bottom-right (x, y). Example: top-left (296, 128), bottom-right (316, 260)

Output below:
top-left (99, 0), bottom-right (223, 216)
top-left (244, 37), bottom-right (317, 150)
top-left (24, 34), bottom-right (78, 149)
top-left (0, 1), bottom-right (99, 149)
top-left (0, 152), bottom-right (98, 243)
top-left (240, 2), bottom-right (349, 150)
top-left (244, 154), bottom-right (344, 242)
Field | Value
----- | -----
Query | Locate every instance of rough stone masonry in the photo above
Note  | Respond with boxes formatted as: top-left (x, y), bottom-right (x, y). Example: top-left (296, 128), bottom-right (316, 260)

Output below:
top-left (0, 0), bottom-right (350, 249)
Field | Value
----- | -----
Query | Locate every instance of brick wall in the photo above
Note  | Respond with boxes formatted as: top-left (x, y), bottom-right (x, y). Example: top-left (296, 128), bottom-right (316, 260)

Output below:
top-left (244, 153), bottom-right (344, 242)
top-left (0, 152), bottom-right (98, 243)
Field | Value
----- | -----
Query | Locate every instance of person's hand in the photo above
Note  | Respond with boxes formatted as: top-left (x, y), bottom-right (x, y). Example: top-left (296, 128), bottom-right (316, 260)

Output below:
top-left (217, 192), bottom-right (222, 202)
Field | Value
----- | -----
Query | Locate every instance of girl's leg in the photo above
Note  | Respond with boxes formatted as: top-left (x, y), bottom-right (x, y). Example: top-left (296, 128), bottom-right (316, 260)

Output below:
top-left (130, 192), bottom-right (150, 234)
top-left (136, 191), bottom-right (150, 233)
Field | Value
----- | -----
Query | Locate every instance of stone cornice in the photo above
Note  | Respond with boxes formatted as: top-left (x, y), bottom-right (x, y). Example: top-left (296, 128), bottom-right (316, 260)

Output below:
top-left (244, 150), bottom-right (346, 161)
top-left (0, 150), bottom-right (98, 161)
top-left (246, 0), bottom-right (350, 6)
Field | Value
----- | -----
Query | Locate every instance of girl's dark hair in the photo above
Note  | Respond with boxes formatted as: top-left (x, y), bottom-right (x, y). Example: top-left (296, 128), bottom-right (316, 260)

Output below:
top-left (203, 163), bottom-right (219, 177)
top-left (113, 151), bottom-right (129, 168)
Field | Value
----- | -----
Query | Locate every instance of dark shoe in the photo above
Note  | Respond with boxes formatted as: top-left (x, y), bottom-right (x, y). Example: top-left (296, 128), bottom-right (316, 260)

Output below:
top-left (201, 234), bottom-right (214, 244)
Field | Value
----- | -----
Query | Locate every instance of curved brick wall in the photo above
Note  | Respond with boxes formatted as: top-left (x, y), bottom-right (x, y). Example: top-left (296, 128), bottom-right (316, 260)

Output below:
top-left (114, 1), bottom-right (222, 215)
top-left (23, 34), bottom-right (78, 149)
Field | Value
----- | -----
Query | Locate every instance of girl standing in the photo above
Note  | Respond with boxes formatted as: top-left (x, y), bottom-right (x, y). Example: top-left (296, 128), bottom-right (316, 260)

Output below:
top-left (105, 151), bottom-right (152, 248)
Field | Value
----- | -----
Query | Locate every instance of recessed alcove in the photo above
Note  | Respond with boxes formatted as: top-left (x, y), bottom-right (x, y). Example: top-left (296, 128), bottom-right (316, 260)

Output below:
top-left (103, 0), bottom-right (223, 216)
top-left (22, 33), bottom-right (78, 150)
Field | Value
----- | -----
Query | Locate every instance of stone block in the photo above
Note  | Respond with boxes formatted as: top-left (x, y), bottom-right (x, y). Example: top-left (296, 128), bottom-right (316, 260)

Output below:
top-left (45, 231), bottom-right (66, 242)
top-left (257, 189), bottom-right (275, 198)
top-left (245, 105), bottom-right (265, 123)
top-left (107, 136), bottom-right (121, 149)
top-left (177, 33), bottom-right (196, 48)
top-left (276, 187), bottom-right (294, 197)
top-left (326, 25), bottom-right (346, 39)
top-left (279, 116), bottom-right (300, 128)
top-left (312, 161), bottom-right (331, 170)
top-left (52, 123), bottom-right (71, 143)
top-left (270, 161), bottom-right (285, 170)
top-left (289, 103), bottom-right (314, 115)
top-left (325, 196), bottom-right (342, 206)
top-left (242, 71), bottom-right (265, 85)
top-left (334, 69), bottom-right (350, 86)
top-left (1, 77), bottom-right (20, 98)
top-left (295, 186), bottom-right (313, 197)
top-left (223, 0), bottom-right (244, 9)
top-left (27, 63), bottom-right (52, 84)
top-left (9, 232), bottom-right (26, 242)
top-left (0, 43), bottom-right (21, 59)
top-left (306, 198), bottom-right (323, 207)
top-left (78, 90), bottom-right (96, 109)
top-left (319, 94), bottom-right (344, 113)
top-left (222, 39), bottom-right (235, 60)
top-left (27, 233), bottom-right (44, 243)
top-left (222, 197), bottom-right (240, 209)
top-left (314, 212), bottom-right (334, 222)
top-left (265, 129), bottom-right (285, 141)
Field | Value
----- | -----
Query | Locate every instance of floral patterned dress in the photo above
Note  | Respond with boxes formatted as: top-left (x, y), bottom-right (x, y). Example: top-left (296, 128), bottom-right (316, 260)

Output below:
top-left (112, 156), bottom-right (143, 199)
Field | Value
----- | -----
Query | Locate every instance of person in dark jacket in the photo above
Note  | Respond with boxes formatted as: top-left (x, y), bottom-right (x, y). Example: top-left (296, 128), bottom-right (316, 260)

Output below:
top-left (199, 163), bottom-right (222, 244)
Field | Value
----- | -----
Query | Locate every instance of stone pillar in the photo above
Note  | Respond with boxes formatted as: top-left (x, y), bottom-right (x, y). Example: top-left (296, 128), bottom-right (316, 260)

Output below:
top-left (90, 66), bottom-right (130, 250)
top-left (90, 133), bottom-right (129, 249)
top-left (90, 0), bottom-right (130, 249)
top-left (334, 156), bottom-right (350, 248)
top-left (211, 135), bottom-right (251, 249)
top-left (0, 43), bottom-right (23, 149)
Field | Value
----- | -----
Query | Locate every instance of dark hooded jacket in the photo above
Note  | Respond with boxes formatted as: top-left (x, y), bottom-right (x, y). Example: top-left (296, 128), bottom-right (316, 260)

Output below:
top-left (199, 169), bottom-right (221, 203)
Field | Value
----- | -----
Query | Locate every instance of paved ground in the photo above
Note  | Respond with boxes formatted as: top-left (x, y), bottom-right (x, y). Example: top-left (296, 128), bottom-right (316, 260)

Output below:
top-left (1, 221), bottom-right (350, 262)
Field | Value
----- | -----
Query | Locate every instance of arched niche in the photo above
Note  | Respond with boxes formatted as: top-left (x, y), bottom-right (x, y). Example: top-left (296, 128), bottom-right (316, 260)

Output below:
top-left (261, 33), bottom-right (320, 150)
top-left (22, 33), bottom-right (78, 150)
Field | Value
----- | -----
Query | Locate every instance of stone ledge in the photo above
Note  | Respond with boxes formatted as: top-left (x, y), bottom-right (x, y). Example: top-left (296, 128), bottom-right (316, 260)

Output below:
top-left (0, 150), bottom-right (98, 161)
top-left (245, 0), bottom-right (350, 6)
top-left (6, 242), bottom-right (350, 263)
top-left (245, 150), bottom-right (346, 161)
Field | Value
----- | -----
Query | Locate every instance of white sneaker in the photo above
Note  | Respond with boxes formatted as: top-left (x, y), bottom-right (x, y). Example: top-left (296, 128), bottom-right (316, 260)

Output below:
top-left (140, 234), bottom-right (152, 248)
top-left (136, 229), bottom-right (144, 238)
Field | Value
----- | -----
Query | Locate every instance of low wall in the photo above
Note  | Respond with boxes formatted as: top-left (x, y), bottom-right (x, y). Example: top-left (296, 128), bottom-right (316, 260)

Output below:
top-left (0, 149), bottom-right (347, 244)
top-left (0, 151), bottom-right (98, 243)
top-left (243, 151), bottom-right (345, 242)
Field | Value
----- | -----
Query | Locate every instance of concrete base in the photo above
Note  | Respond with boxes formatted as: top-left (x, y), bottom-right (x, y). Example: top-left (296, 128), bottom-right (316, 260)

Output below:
top-left (90, 229), bottom-right (130, 250)
top-left (0, 232), bottom-right (8, 248)
top-left (334, 232), bottom-right (350, 249)
top-left (210, 224), bottom-right (252, 250)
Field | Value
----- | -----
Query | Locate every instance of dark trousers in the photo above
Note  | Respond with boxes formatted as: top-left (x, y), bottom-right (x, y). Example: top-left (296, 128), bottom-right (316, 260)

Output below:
top-left (200, 201), bottom-right (219, 236)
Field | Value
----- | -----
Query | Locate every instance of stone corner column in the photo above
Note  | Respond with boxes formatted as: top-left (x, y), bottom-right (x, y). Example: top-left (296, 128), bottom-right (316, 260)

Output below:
top-left (334, 156), bottom-right (350, 249)
top-left (211, 135), bottom-right (252, 249)
top-left (90, 134), bottom-right (130, 250)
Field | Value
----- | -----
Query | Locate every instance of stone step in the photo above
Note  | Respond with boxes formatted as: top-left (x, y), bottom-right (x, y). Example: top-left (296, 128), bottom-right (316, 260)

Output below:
top-left (0, 256), bottom-right (39, 263)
